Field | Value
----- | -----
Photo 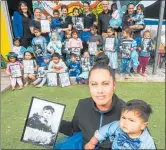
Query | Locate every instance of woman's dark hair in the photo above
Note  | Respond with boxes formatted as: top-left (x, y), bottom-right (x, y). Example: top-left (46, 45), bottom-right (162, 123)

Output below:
top-left (18, 1), bottom-right (32, 18)
top-left (52, 52), bottom-right (61, 59)
top-left (122, 99), bottom-right (152, 122)
top-left (61, 5), bottom-right (68, 12)
top-left (110, 3), bottom-right (117, 14)
top-left (124, 3), bottom-right (135, 15)
top-left (137, 4), bottom-right (145, 12)
top-left (88, 63), bottom-right (116, 82)
top-left (13, 38), bottom-right (21, 44)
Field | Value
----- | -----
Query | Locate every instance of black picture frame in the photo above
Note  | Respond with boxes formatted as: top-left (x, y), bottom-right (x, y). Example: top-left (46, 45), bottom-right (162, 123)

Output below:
top-left (21, 97), bottom-right (66, 149)
top-left (46, 72), bottom-right (58, 87)
top-left (9, 64), bottom-right (22, 78)
top-left (59, 72), bottom-right (71, 87)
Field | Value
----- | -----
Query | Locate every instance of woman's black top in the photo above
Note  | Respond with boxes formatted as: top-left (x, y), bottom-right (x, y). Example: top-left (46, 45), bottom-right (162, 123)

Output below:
top-left (22, 15), bottom-right (32, 38)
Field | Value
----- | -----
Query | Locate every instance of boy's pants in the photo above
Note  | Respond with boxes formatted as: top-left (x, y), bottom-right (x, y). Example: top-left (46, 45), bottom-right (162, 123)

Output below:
top-left (10, 77), bottom-right (23, 87)
top-left (33, 77), bottom-right (47, 86)
top-left (137, 56), bottom-right (149, 74)
top-left (120, 58), bottom-right (130, 74)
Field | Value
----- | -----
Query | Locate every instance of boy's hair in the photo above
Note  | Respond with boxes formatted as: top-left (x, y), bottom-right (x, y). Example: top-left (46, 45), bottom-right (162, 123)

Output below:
top-left (13, 38), bottom-right (21, 43)
top-left (107, 27), bottom-right (115, 32)
top-left (53, 10), bottom-right (60, 14)
top-left (71, 30), bottom-right (78, 36)
top-left (43, 105), bottom-right (55, 114)
top-left (34, 27), bottom-right (41, 32)
top-left (137, 4), bottom-right (144, 12)
top-left (52, 52), bottom-right (61, 59)
top-left (123, 27), bottom-right (133, 36)
top-left (122, 99), bottom-right (152, 122)
top-left (70, 53), bottom-right (77, 58)
top-left (91, 24), bottom-right (98, 31)
top-left (143, 30), bottom-right (152, 37)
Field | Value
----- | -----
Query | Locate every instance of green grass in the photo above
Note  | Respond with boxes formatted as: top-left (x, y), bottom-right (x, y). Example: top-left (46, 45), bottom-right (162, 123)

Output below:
top-left (1, 83), bottom-right (165, 149)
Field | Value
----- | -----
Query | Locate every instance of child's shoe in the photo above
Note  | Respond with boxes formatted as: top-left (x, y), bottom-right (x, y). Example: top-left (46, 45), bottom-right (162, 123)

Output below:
top-left (18, 86), bottom-right (24, 90)
top-left (36, 85), bottom-right (42, 88)
top-left (12, 87), bottom-right (15, 91)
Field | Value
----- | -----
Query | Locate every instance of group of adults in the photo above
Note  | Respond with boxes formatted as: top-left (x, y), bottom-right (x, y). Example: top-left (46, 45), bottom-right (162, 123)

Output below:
top-left (12, 1), bottom-right (144, 48)
top-left (12, 1), bottom-right (144, 149)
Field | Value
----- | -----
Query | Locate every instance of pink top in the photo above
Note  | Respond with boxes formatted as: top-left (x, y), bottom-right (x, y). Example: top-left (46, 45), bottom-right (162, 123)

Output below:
top-left (68, 38), bottom-right (83, 49)
top-left (6, 61), bottom-right (23, 75)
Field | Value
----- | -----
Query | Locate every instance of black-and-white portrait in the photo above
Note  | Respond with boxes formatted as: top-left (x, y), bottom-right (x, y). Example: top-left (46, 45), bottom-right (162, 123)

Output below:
top-left (38, 67), bottom-right (47, 78)
top-left (10, 64), bottom-right (22, 78)
top-left (46, 72), bottom-right (58, 86)
top-left (70, 47), bottom-right (81, 60)
top-left (142, 38), bottom-right (151, 52)
top-left (122, 42), bottom-right (132, 58)
top-left (21, 97), bottom-right (65, 148)
top-left (59, 72), bottom-right (71, 87)
top-left (32, 44), bottom-right (43, 57)
top-left (23, 60), bottom-right (34, 74)
top-left (41, 20), bottom-right (51, 33)
top-left (72, 17), bottom-right (84, 31)
top-left (105, 38), bottom-right (115, 52)
top-left (88, 42), bottom-right (97, 55)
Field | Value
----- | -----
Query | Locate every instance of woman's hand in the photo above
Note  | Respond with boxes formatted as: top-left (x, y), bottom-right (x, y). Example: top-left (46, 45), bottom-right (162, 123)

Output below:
top-left (84, 142), bottom-right (95, 150)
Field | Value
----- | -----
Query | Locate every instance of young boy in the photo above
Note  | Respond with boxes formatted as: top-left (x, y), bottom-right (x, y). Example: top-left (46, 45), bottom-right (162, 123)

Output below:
top-left (85, 99), bottom-right (156, 149)
top-left (32, 28), bottom-right (47, 66)
top-left (32, 54), bottom-right (51, 88)
top-left (51, 10), bottom-right (62, 31)
top-left (48, 52), bottom-right (67, 73)
top-left (25, 105), bottom-right (56, 146)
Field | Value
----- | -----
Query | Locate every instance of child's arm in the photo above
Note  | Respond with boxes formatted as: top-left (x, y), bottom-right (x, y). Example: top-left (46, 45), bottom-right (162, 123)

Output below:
top-left (6, 64), bottom-right (11, 76)
top-left (48, 61), bottom-right (54, 72)
top-left (131, 40), bottom-right (137, 51)
top-left (84, 136), bottom-right (99, 150)
top-left (34, 60), bottom-right (38, 71)
top-left (79, 39), bottom-right (83, 49)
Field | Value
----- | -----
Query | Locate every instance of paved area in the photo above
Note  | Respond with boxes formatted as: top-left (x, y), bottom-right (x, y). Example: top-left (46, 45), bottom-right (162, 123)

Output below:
top-left (1, 65), bottom-right (165, 93)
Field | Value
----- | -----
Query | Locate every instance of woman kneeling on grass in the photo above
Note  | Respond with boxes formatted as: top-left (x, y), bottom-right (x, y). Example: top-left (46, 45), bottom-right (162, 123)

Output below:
top-left (56, 63), bottom-right (125, 149)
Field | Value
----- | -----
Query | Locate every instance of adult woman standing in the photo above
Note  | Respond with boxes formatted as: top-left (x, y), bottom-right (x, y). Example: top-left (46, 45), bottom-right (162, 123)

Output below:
top-left (13, 1), bottom-right (33, 48)
top-left (59, 64), bottom-right (125, 149)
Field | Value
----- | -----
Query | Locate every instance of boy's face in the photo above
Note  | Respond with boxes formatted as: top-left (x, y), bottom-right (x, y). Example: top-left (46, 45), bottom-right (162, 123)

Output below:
top-left (91, 28), bottom-right (97, 35)
top-left (122, 31), bottom-right (127, 38)
top-left (53, 57), bottom-right (60, 64)
top-left (120, 110), bottom-right (148, 138)
top-left (34, 30), bottom-right (41, 37)
top-left (70, 56), bottom-right (76, 62)
top-left (144, 32), bottom-right (151, 39)
top-left (44, 58), bottom-right (50, 63)
top-left (14, 40), bottom-right (20, 47)
top-left (137, 7), bottom-right (142, 13)
top-left (107, 29), bottom-right (114, 37)
top-left (53, 12), bottom-right (59, 18)
top-left (42, 109), bottom-right (53, 119)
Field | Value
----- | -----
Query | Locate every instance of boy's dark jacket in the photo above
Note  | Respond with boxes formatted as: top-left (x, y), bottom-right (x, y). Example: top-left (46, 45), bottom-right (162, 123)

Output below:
top-left (59, 94), bottom-right (125, 149)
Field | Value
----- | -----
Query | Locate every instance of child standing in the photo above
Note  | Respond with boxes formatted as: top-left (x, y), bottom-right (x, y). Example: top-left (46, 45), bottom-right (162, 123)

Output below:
top-left (137, 30), bottom-right (154, 76)
top-left (23, 50), bottom-right (38, 87)
top-left (79, 51), bottom-right (91, 84)
top-left (12, 38), bottom-right (26, 61)
top-left (68, 53), bottom-right (81, 83)
top-left (32, 28), bottom-right (47, 66)
top-left (129, 4), bottom-right (145, 31)
top-left (120, 28), bottom-right (138, 77)
top-left (47, 32), bottom-right (62, 56)
top-left (103, 27), bottom-right (119, 73)
top-left (68, 30), bottom-right (83, 61)
top-left (51, 10), bottom-right (61, 31)
top-left (85, 99), bottom-right (156, 150)
top-left (88, 24), bottom-right (102, 66)
top-left (6, 52), bottom-right (24, 90)
top-left (32, 54), bottom-right (51, 87)
top-left (48, 53), bottom-right (67, 73)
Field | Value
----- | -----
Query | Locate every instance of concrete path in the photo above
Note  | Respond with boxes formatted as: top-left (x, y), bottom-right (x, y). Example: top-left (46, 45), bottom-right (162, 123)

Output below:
top-left (1, 65), bottom-right (165, 93)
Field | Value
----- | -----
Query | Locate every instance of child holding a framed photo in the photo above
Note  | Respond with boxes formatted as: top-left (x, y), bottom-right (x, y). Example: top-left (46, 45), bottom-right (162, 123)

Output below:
top-left (32, 28), bottom-right (47, 66)
top-left (48, 53), bottom-right (67, 73)
top-left (68, 53), bottom-right (81, 83)
top-left (32, 54), bottom-right (51, 88)
top-left (103, 27), bottom-right (119, 73)
top-left (87, 24), bottom-right (102, 66)
top-left (23, 50), bottom-right (38, 87)
top-left (6, 52), bottom-right (24, 91)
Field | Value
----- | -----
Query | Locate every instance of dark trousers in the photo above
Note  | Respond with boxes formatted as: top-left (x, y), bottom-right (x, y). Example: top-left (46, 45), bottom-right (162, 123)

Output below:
top-left (21, 38), bottom-right (32, 48)
top-left (137, 56), bottom-right (149, 74)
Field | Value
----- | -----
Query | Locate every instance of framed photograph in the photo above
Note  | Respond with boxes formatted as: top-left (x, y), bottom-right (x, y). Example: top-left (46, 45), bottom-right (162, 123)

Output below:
top-left (9, 64), bottom-right (22, 78)
top-left (59, 72), bottom-right (71, 87)
top-left (142, 38), bottom-right (151, 52)
top-left (23, 60), bottom-right (34, 74)
top-left (32, 44), bottom-right (43, 57)
top-left (105, 38), bottom-right (115, 52)
top-left (41, 20), bottom-right (50, 33)
top-left (38, 67), bottom-right (47, 78)
top-left (46, 72), bottom-right (58, 87)
top-left (21, 97), bottom-right (66, 148)
top-left (88, 42), bottom-right (97, 55)
top-left (70, 47), bottom-right (81, 57)
top-left (122, 42), bottom-right (132, 58)
top-left (72, 17), bottom-right (84, 31)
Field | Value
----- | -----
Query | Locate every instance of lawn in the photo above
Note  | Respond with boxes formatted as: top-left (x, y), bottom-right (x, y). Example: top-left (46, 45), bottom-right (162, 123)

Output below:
top-left (1, 83), bottom-right (165, 149)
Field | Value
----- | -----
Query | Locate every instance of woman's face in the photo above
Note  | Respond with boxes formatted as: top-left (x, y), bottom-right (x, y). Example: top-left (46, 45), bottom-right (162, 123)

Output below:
top-left (83, 3), bottom-right (90, 12)
top-left (62, 8), bottom-right (68, 16)
top-left (89, 69), bottom-right (116, 110)
top-left (128, 4), bottom-right (135, 14)
top-left (20, 3), bottom-right (28, 13)
top-left (34, 9), bottom-right (41, 20)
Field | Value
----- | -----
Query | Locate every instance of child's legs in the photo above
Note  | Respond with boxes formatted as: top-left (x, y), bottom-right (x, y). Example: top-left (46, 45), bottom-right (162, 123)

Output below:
top-left (124, 59), bottom-right (130, 74)
top-left (137, 57), bottom-right (143, 73)
top-left (24, 74), bottom-right (29, 84)
top-left (16, 77), bottom-right (23, 86)
top-left (38, 77), bottom-right (47, 86)
top-left (28, 74), bottom-right (36, 82)
top-left (120, 58), bottom-right (126, 74)
top-left (10, 77), bottom-right (17, 88)
top-left (142, 57), bottom-right (149, 74)
top-left (33, 78), bottom-right (42, 85)
top-left (90, 55), bottom-right (95, 66)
